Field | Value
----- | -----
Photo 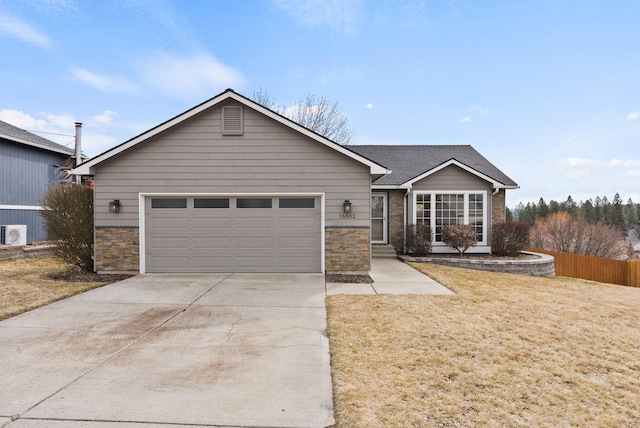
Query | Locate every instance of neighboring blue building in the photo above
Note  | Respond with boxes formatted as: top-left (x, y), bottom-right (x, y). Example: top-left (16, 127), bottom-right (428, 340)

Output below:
top-left (0, 120), bottom-right (76, 243)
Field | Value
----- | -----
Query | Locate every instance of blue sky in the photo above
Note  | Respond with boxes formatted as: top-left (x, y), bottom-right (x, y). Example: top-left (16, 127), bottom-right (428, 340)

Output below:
top-left (1, 1), bottom-right (639, 208)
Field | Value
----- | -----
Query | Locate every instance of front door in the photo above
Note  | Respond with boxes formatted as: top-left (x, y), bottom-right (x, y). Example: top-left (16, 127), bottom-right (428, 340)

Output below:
top-left (371, 193), bottom-right (387, 244)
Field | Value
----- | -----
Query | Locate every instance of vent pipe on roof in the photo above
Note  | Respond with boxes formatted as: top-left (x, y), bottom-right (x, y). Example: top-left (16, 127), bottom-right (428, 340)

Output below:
top-left (74, 122), bottom-right (82, 184)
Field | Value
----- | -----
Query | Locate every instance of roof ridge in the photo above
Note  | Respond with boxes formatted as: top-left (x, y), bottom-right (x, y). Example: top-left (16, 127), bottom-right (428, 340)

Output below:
top-left (351, 144), bottom-right (472, 147)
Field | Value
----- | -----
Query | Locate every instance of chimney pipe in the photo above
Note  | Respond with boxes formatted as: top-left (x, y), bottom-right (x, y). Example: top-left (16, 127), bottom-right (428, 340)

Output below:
top-left (74, 122), bottom-right (82, 184)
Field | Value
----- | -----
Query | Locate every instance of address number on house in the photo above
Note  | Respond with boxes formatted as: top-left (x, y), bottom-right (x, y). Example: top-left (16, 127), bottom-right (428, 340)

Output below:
top-left (340, 213), bottom-right (356, 219)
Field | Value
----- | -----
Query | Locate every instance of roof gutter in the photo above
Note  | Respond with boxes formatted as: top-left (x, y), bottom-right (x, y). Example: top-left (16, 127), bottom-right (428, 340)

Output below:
top-left (0, 133), bottom-right (75, 156)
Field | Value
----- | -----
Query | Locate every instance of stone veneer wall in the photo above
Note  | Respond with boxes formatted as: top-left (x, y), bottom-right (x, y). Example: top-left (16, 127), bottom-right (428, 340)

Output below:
top-left (325, 226), bottom-right (370, 274)
top-left (0, 244), bottom-right (57, 261)
top-left (95, 227), bottom-right (139, 273)
top-left (388, 190), bottom-right (405, 251)
top-left (492, 189), bottom-right (506, 225)
top-left (399, 251), bottom-right (555, 277)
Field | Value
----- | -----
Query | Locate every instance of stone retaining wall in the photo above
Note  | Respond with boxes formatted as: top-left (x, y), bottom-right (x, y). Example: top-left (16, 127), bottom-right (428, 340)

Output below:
top-left (0, 244), bottom-right (57, 261)
top-left (399, 251), bottom-right (555, 277)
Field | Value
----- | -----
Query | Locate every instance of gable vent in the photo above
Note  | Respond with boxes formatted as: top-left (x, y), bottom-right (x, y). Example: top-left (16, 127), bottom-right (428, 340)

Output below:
top-left (222, 106), bottom-right (243, 135)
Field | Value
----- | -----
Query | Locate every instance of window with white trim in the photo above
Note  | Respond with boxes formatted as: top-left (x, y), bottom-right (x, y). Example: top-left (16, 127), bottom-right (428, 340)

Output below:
top-left (414, 191), bottom-right (486, 244)
top-left (416, 193), bottom-right (431, 226)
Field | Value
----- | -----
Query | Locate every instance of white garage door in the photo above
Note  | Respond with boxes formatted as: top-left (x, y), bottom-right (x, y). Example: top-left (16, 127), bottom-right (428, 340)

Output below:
top-left (144, 196), bottom-right (321, 273)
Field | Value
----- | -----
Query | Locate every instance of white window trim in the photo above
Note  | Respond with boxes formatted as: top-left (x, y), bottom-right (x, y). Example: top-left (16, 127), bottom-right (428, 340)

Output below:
top-left (0, 204), bottom-right (44, 211)
top-left (371, 192), bottom-right (388, 244)
top-left (411, 190), bottom-right (488, 247)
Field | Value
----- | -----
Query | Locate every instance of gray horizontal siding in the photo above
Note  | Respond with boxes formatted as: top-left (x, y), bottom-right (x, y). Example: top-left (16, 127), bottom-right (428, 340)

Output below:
top-left (410, 165), bottom-right (492, 191)
top-left (94, 100), bottom-right (371, 228)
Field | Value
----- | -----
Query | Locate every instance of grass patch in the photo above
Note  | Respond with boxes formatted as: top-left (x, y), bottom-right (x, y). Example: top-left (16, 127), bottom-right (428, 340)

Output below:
top-left (0, 258), bottom-right (124, 321)
top-left (327, 263), bottom-right (640, 427)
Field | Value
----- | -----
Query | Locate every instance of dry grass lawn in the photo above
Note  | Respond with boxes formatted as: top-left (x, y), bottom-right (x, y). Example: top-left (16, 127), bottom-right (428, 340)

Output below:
top-left (327, 263), bottom-right (640, 427)
top-left (0, 258), bottom-right (113, 321)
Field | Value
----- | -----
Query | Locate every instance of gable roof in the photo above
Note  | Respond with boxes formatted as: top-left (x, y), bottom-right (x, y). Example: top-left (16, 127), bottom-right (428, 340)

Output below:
top-left (349, 145), bottom-right (518, 189)
top-left (0, 120), bottom-right (75, 156)
top-left (72, 89), bottom-right (389, 176)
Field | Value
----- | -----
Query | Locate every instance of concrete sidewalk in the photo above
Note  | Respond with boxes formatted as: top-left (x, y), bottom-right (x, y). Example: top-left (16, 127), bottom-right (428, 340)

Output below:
top-left (326, 258), bottom-right (454, 295)
top-left (0, 273), bottom-right (334, 428)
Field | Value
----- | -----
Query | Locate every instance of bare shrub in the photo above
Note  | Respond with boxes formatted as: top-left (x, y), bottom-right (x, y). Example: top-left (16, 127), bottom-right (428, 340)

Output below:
top-left (530, 212), bottom-right (625, 258)
top-left (492, 222), bottom-right (530, 256)
top-left (405, 224), bottom-right (432, 256)
top-left (40, 183), bottom-right (94, 271)
top-left (441, 224), bottom-right (477, 255)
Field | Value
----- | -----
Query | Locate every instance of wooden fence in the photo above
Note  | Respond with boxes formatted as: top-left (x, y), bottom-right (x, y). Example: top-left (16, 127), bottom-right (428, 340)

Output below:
top-left (528, 249), bottom-right (640, 288)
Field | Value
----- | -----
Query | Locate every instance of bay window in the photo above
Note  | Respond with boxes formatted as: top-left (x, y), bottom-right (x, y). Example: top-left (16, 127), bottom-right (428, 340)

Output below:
top-left (413, 191), bottom-right (487, 245)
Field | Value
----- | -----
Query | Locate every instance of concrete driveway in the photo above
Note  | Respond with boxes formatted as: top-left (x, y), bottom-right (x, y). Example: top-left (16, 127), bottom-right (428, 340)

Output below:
top-left (0, 273), bottom-right (334, 428)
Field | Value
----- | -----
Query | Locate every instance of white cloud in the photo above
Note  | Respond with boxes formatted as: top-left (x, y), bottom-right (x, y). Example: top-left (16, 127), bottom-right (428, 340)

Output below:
top-left (43, 113), bottom-right (75, 129)
top-left (0, 13), bottom-right (52, 48)
top-left (0, 109), bottom-right (47, 130)
top-left (0, 109), bottom-right (76, 148)
top-left (281, 103), bottom-right (323, 121)
top-left (459, 116), bottom-right (471, 123)
top-left (137, 51), bottom-right (245, 99)
top-left (274, 0), bottom-right (361, 34)
top-left (557, 157), bottom-right (602, 168)
top-left (80, 131), bottom-right (119, 156)
top-left (608, 158), bottom-right (640, 168)
top-left (564, 169), bottom-right (590, 179)
top-left (89, 110), bottom-right (118, 125)
top-left (0, 108), bottom-right (122, 156)
top-left (72, 68), bottom-right (137, 93)
top-left (556, 157), bottom-right (640, 181)
top-left (470, 105), bottom-right (489, 117)
top-left (626, 112), bottom-right (639, 120)
top-left (568, 134), bottom-right (576, 143)
top-left (365, 102), bottom-right (374, 109)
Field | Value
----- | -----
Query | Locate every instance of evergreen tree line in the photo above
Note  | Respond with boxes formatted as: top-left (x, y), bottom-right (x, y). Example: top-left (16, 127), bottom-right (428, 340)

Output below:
top-left (508, 193), bottom-right (640, 231)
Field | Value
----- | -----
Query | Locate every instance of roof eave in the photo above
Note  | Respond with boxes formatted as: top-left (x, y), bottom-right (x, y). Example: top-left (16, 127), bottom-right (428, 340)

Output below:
top-left (1, 133), bottom-right (75, 156)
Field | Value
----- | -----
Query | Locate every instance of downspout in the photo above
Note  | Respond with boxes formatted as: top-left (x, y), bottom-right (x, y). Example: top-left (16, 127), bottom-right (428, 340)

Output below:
top-left (403, 188), bottom-right (411, 254)
top-left (74, 122), bottom-right (82, 184)
top-left (490, 186), bottom-right (501, 249)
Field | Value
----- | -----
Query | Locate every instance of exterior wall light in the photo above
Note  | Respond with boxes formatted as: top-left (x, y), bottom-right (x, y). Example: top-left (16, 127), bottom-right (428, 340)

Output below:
top-left (343, 200), bottom-right (352, 213)
top-left (109, 199), bottom-right (121, 213)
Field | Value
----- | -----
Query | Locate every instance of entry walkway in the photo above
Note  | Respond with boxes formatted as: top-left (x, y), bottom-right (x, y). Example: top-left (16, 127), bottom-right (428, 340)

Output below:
top-left (326, 258), bottom-right (454, 295)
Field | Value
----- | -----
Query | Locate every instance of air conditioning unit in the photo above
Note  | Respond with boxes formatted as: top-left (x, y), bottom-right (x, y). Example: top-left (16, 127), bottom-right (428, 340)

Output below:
top-left (1, 225), bottom-right (27, 246)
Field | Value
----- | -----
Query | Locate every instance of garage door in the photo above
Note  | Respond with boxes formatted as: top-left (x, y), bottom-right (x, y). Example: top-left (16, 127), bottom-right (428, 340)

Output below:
top-left (144, 196), bottom-right (321, 273)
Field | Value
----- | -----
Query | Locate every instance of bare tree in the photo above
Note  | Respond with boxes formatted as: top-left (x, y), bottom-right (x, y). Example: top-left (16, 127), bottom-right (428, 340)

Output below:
top-left (251, 88), bottom-right (356, 145)
top-left (530, 212), bottom-right (626, 259)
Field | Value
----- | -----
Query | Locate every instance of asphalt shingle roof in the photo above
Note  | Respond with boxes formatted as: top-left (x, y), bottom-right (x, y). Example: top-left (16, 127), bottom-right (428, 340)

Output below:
top-left (0, 120), bottom-right (75, 155)
top-left (349, 145), bottom-right (518, 187)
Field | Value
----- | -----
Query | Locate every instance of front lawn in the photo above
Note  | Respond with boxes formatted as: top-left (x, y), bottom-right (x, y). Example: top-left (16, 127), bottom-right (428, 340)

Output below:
top-left (4, 258), bottom-right (639, 426)
top-left (327, 263), bottom-right (640, 427)
top-left (0, 258), bottom-right (126, 321)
